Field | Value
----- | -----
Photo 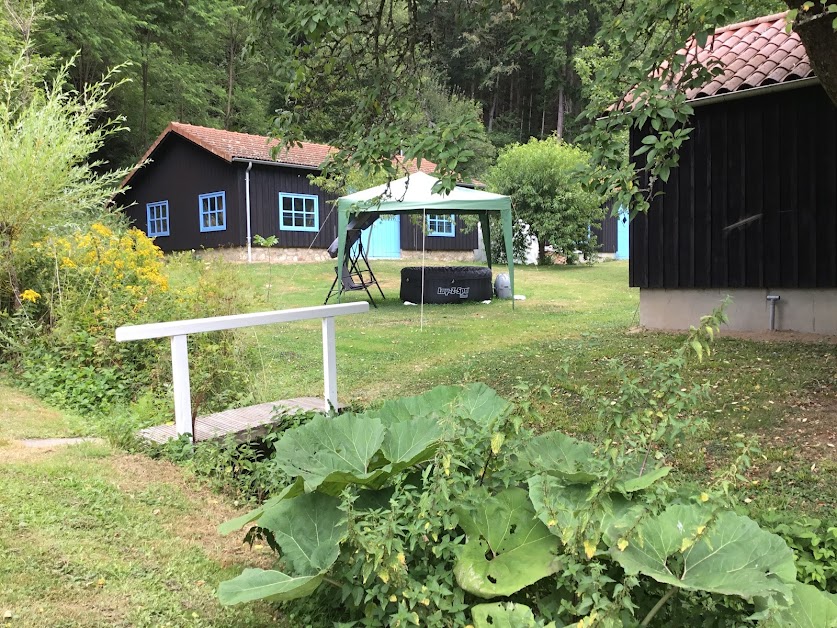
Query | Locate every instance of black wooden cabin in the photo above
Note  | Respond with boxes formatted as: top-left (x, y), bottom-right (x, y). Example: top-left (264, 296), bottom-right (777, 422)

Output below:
top-left (630, 83), bottom-right (837, 291)
top-left (627, 12), bottom-right (837, 333)
top-left (119, 122), bottom-right (477, 256)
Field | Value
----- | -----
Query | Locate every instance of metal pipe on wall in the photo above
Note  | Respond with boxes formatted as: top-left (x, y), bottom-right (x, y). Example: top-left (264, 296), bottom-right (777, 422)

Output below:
top-left (245, 161), bottom-right (253, 263)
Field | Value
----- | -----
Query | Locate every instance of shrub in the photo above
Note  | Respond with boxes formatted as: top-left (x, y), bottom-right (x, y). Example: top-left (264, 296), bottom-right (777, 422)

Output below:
top-left (215, 307), bottom-right (837, 626)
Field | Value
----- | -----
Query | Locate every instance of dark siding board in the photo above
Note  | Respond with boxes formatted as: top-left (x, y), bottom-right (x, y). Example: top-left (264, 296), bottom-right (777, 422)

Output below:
top-left (796, 95), bottom-right (817, 288)
top-left (400, 215), bottom-right (479, 251)
top-left (629, 84), bottom-right (837, 290)
top-left (816, 95), bottom-right (837, 287)
top-left (593, 213), bottom-right (618, 253)
top-left (244, 165), bottom-right (337, 249)
top-left (744, 104), bottom-right (764, 287)
top-left (779, 90), bottom-right (799, 286)
top-left (647, 194), bottom-right (665, 288)
top-left (677, 125), bottom-right (694, 287)
top-left (693, 112), bottom-right (712, 288)
top-left (710, 109), bottom-right (728, 288)
top-left (762, 98), bottom-right (782, 287)
top-left (662, 151), bottom-right (679, 286)
top-left (629, 130), bottom-right (649, 287)
top-left (725, 103), bottom-right (745, 288)
top-left (119, 136), bottom-right (241, 252)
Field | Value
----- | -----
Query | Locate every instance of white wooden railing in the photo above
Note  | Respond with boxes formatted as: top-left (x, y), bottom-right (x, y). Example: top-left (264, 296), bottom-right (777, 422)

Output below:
top-left (115, 302), bottom-right (369, 437)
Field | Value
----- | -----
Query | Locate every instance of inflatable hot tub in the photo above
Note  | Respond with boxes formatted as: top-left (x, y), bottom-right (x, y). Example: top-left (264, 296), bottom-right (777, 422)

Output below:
top-left (400, 266), bottom-right (493, 304)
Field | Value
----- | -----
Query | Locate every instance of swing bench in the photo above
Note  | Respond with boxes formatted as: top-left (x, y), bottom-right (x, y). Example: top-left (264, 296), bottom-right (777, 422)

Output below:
top-left (324, 217), bottom-right (385, 308)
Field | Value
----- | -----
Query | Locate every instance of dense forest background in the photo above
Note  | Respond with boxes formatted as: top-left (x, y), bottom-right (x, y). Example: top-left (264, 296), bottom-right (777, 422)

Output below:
top-left (0, 0), bottom-right (783, 174)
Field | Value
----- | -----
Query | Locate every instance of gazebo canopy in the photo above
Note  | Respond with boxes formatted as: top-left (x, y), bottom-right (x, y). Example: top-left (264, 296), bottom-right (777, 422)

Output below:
top-left (336, 171), bottom-right (514, 300)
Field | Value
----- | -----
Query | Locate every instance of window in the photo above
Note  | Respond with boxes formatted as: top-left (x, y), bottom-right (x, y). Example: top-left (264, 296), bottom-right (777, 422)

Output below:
top-left (279, 193), bottom-right (319, 232)
top-left (426, 214), bottom-right (455, 237)
top-left (146, 200), bottom-right (170, 237)
top-left (199, 191), bottom-right (226, 232)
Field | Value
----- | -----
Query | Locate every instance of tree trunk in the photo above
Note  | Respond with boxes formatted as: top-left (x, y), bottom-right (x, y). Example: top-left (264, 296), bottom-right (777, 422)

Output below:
top-left (556, 86), bottom-right (565, 138)
top-left (540, 106), bottom-right (546, 137)
top-left (786, 0), bottom-right (837, 106)
top-left (141, 31), bottom-right (150, 143)
top-left (487, 78), bottom-right (499, 132)
top-left (538, 237), bottom-right (546, 265)
top-left (225, 36), bottom-right (237, 130)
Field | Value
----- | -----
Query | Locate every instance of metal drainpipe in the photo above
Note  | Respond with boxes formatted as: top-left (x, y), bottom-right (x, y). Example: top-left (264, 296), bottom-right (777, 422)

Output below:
top-left (245, 161), bottom-right (253, 263)
top-left (766, 294), bottom-right (780, 331)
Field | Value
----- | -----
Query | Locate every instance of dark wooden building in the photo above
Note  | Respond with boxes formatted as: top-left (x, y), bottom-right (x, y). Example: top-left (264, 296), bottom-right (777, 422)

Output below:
top-left (119, 123), bottom-right (477, 258)
top-left (629, 13), bottom-right (837, 333)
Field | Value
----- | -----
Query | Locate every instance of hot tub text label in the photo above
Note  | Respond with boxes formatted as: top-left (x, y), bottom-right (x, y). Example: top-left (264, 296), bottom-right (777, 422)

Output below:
top-left (437, 286), bottom-right (470, 298)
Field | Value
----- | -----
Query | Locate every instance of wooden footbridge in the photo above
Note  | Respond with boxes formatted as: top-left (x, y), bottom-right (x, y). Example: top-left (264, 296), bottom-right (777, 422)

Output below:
top-left (115, 303), bottom-right (368, 443)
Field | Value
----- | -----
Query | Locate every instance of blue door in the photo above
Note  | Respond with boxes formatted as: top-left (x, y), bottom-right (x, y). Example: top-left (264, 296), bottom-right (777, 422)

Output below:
top-left (362, 215), bottom-right (401, 259)
top-left (615, 206), bottom-right (630, 260)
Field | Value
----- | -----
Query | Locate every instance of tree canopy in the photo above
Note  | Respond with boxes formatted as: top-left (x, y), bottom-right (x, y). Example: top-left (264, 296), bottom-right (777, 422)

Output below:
top-left (487, 137), bottom-right (603, 264)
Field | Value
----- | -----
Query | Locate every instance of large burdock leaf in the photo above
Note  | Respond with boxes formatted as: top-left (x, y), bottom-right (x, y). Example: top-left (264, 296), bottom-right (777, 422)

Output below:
top-left (763, 583), bottom-right (837, 627)
top-left (258, 492), bottom-right (347, 574)
top-left (218, 568), bottom-right (322, 605)
top-left (273, 413), bottom-right (387, 490)
top-left (518, 432), bottom-right (601, 483)
top-left (528, 474), bottom-right (594, 543)
top-left (451, 383), bottom-right (512, 428)
top-left (376, 385), bottom-right (463, 425)
top-left (218, 478), bottom-right (304, 535)
top-left (455, 488), bottom-right (562, 598)
top-left (614, 456), bottom-right (671, 493)
top-left (610, 504), bottom-right (795, 600)
top-left (376, 383), bottom-right (511, 430)
top-left (380, 416), bottom-right (444, 472)
top-left (471, 602), bottom-right (556, 628)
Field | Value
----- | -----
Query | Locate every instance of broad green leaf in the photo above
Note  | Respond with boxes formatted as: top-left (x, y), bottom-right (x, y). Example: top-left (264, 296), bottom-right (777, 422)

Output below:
top-left (455, 488), bottom-right (561, 598)
top-left (518, 431), bottom-right (601, 483)
top-left (472, 602), bottom-right (556, 628)
top-left (610, 505), bottom-right (795, 600)
top-left (763, 583), bottom-right (837, 627)
top-left (614, 457), bottom-right (671, 493)
top-left (376, 383), bottom-right (510, 431)
top-left (376, 385), bottom-right (463, 425)
top-left (528, 474), bottom-right (593, 543)
top-left (530, 475), bottom-right (645, 544)
top-left (258, 492), bottom-right (347, 574)
top-left (218, 478), bottom-right (304, 535)
top-left (217, 568), bottom-right (322, 605)
top-left (380, 415), bottom-right (444, 472)
top-left (451, 383), bottom-right (512, 428)
top-left (273, 413), bottom-right (386, 490)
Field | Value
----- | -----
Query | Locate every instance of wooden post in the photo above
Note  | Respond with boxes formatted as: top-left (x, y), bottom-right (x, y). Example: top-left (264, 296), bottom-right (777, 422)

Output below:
top-left (322, 316), bottom-right (337, 413)
top-left (170, 334), bottom-right (193, 437)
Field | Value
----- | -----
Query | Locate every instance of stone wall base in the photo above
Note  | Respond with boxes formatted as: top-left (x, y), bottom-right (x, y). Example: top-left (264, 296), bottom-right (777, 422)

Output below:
top-left (399, 250), bottom-right (480, 263)
top-left (640, 288), bottom-right (837, 334)
top-left (196, 247), bottom-right (332, 264)
top-left (194, 247), bottom-right (479, 265)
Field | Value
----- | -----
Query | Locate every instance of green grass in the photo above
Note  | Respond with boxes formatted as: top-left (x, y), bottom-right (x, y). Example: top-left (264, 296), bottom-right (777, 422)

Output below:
top-left (224, 259), bottom-right (639, 404)
top-left (189, 258), bottom-right (837, 514)
top-left (3, 257), bottom-right (836, 624)
top-left (0, 392), bottom-right (280, 627)
top-left (0, 383), bottom-right (80, 441)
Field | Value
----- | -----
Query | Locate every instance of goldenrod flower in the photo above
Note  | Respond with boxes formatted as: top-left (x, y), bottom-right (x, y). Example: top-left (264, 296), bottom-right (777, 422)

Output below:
top-left (20, 289), bottom-right (40, 303)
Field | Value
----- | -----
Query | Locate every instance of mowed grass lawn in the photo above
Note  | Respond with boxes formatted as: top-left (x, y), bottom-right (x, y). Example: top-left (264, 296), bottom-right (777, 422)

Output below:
top-left (1, 259), bottom-right (836, 626)
top-left (0, 385), bottom-right (280, 627)
top-left (201, 258), bottom-right (837, 513)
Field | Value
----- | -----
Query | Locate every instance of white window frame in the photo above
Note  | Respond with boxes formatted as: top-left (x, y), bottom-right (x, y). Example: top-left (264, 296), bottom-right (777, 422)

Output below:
top-left (199, 191), bottom-right (226, 233)
top-left (279, 193), bottom-right (319, 232)
top-left (146, 200), bottom-right (170, 237)
top-left (426, 214), bottom-right (456, 237)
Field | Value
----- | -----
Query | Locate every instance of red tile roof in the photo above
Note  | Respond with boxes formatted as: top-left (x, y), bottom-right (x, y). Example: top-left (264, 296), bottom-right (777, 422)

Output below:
top-left (122, 122), bottom-right (440, 188)
top-left (686, 12), bottom-right (814, 100)
top-left (158, 122), bottom-right (333, 167)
